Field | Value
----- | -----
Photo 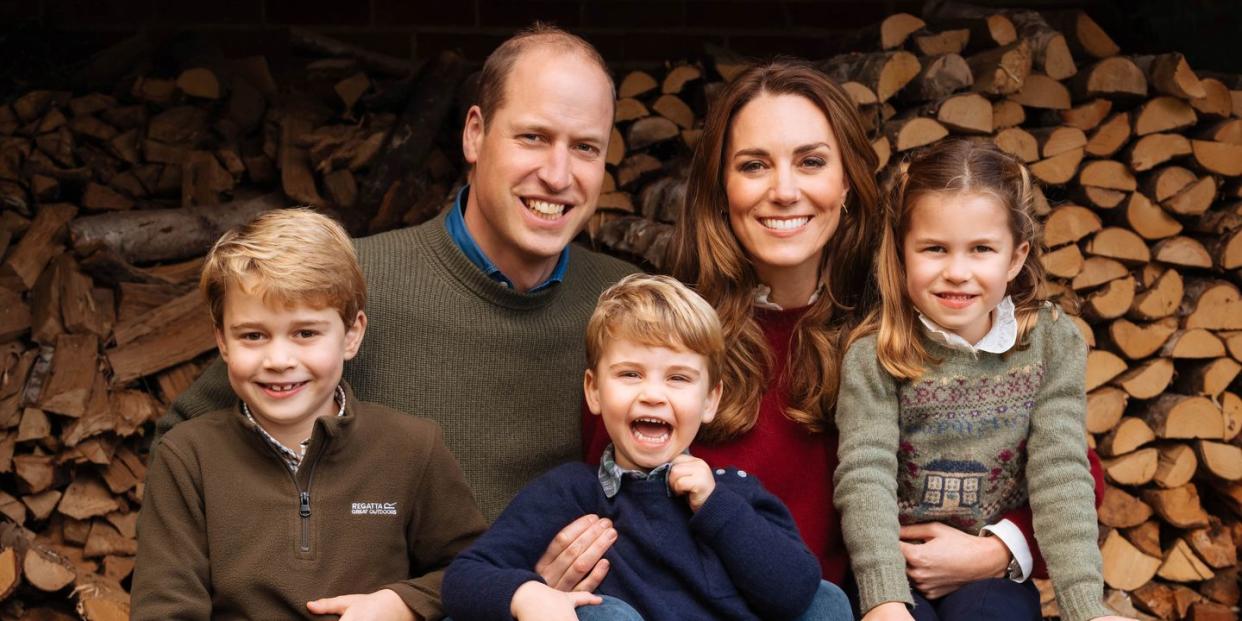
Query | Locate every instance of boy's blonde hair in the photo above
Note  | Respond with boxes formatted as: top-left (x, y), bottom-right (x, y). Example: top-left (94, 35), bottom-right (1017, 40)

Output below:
top-left (200, 209), bottom-right (366, 327)
top-left (586, 274), bottom-right (725, 385)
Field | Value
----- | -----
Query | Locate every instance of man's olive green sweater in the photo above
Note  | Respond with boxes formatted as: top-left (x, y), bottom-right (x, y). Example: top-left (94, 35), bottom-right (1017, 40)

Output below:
top-left (834, 308), bottom-right (1111, 621)
top-left (133, 389), bottom-right (487, 620)
top-left (159, 211), bottom-right (637, 520)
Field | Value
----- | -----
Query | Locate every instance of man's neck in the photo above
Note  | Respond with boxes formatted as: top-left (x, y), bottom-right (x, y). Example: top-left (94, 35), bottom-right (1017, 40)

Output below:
top-left (462, 195), bottom-right (559, 293)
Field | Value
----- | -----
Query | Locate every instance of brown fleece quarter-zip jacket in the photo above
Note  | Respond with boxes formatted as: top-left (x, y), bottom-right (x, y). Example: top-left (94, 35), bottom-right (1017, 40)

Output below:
top-left (132, 387), bottom-right (487, 621)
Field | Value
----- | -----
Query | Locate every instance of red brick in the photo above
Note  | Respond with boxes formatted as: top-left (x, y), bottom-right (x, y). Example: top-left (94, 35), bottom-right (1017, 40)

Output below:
top-left (155, 0), bottom-right (263, 25)
top-left (45, 0), bottom-right (155, 27)
top-left (581, 1), bottom-right (684, 29)
top-left (375, 0), bottom-right (475, 27)
top-left (685, 1), bottom-right (790, 29)
top-left (265, 0), bottom-right (370, 26)
top-left (784, 1), bottom-right (889, 31)
top-left (414, 31), bottom-right (510, 61)
top-left (478, 0), bottom-right (581, 28)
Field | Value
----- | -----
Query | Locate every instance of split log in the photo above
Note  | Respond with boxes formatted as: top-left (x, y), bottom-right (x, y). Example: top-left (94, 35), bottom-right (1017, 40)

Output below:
top-left (1100, 485), bottom-right (1152, 528)
top-left (662, 65), bottom-right (702, 95)
top-left (23, 545), bottom-right (75, 592)
top-left (1108, 317), bottom-right (1176, 360)
top-left (38, 334), bottom-right (97, 418)
top-left (290, 28), bottom-right (416, 77)
top-left (1134, 53), bottom-right (1207, 100)
top-left (1087, 386), bottom-right (1128, 434)
top-left (1128, 133), bottom-right (1191, 172)
top-left (1101, 529), bottom-right (1162, 591)
top-left (1041, 10), bottom-right (1120, 60)
top-left (69, 193), bottom-right (286, 264)
top-left (1152, 236), bottom-right (1212, 269)
top-left (0, 203), bottom-right (77, 292)
top-left (1044, 204), bottom-right (1101, 246)
top-left (1029, 147), bottom-right (1083, 185)
top-left (1161, 329), bottom-right (1225, 359)
top-left (1176, 358), bottom-right (1241, 398)
top-left (1086, 348), bottom-right (1128, 391)
top-left (1142, 394), bottom-right (1225, 440)
top-left (923, 93), bottom-right (991, 134)
top-left (652, 95), bottom-right (695, 130)
top-left (911, 29), bottom-right (970, 57)
top-left (106, 291), bottom-right (215, 385)
top-left (1103, 447), bottom-right (1157, 486)
top-left (994, 127), bottom-right (1038, 162)
top-left (1154, 443), bottom-right (1197, 489)
top-left (1129, 266), bottom-right (1182, 321)
top-left (1197, 441), bottom-right (1242, 481)
top-left (1190, 78), bottom-right (1234, 120)
top-left (1059, 98), bottom-right (1113, 131)
top-left (992, 99), bottom-right (1025, 129)
top-left (885, 116), bottom-right (948, 151)
top-left (1182, 280), bottom-right (1242, 330)
top-left (1118, 191), bottom-right (1181, 240)
top-left (1041, 244), bottom-right (1083, 279)
top-left (1199, 569), bottom-right (1239, 606)
top-left (1132, 582), bottom-right (1176, 619)
top-left (1124, 520), bottom-right (1162, 558)
top-left (619, 71), bottom-right (658, 99)
top-left (1190, 140), bottom-right (1242, 176)
top-left (1072, 57), bottom-right (1148, 101)
top-left (1144, 484), bottom-right (1211, 529)
top-left (1084, 275), bottom-right (1135, 321)
top-left (627, 117), bottom-right (680, 151)
top-left (1099, 417), bottom-right (1156, 456)
top-left (614, 98), bottom-right (648, 123)
top-left (1010, 73), bottom-right (1070, 110)
top-left (1084, 227), bottom-right (1150, 264)
top-left (1005, 10), bottom-right (1076, 80)
top-left (1086, 111), bottom-right (1132, 157)
top-left (820, 51), bottom-right (922, 103)
top-left (967, 40), bottom-right (1031, 96)
top-left (1110, 357), bottom-right (1171, 400)
top-left (901, 54), bottom-right (973, 102)
top-left (1157, 539), bottom-right (1215, 582)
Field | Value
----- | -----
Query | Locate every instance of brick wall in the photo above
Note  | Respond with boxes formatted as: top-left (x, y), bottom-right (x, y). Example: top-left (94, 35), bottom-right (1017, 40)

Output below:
top-left (1, 0), bottom-right (1239, 73)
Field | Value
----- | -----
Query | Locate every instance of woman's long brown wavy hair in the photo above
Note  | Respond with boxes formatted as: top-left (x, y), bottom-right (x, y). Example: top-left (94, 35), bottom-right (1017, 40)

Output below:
top-left (859, 139), bottom-right (1048, 381)
top-left (668, 59), bottom-right (883, 442)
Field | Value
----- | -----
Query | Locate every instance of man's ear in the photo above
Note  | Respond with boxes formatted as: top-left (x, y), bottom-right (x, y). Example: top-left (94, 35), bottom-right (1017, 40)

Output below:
top-left (462, 105), bottom-right (485, 166)
top-left (583, 369), bottom-right (602, 416)
top-left (342, 311), bottom-right (368, 361)
top-left (701, 380), bottom-right (723, 425)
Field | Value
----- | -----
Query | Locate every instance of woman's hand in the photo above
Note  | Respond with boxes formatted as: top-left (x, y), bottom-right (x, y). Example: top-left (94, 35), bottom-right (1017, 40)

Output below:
top-left (535, 514), bottom-right (616, 592)
top-left (510, 581), bottom-right (602, 621)
top-left (861, 601), bottom-right (915, 621)
top-left (899, 522), bottom-right (1010, 599)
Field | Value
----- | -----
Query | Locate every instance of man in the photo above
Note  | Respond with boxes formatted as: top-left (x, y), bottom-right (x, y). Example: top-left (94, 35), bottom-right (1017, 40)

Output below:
top-left (160, 24), bottom-right (631, 595)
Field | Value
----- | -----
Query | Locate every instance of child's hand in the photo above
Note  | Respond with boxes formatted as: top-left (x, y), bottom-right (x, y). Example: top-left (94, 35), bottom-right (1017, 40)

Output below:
top-left (862, 601), bottom-right (915, 621)
top-left (511, 581), bottom-right (602, 621)
top-left (306, 588), bottom-right (415, 621)
top-left (669, 455), bottom-right (716, 512)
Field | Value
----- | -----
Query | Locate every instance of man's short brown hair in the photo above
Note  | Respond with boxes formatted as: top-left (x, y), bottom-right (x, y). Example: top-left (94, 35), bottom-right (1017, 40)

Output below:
top-left (200, 209), bottom-right (366, 328)
top-left (476, 22), bottom-right (615, 126)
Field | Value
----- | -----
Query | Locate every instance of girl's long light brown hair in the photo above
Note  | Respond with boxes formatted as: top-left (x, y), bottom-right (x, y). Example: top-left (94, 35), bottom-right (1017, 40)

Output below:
top-left (668, 59), bottom-right (883, 442)
top-left (860, 139), bottom-right (1047, 380)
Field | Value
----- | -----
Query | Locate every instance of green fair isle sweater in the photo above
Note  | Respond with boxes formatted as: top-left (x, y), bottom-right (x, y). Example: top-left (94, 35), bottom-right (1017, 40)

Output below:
top-left (834, 307), bottom-right (1111, 621)
top-left (158, 211), bottom-right (637, 521)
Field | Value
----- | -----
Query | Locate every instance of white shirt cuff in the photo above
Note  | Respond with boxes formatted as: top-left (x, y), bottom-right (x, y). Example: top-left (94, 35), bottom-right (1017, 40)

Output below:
top-left (980, 519), bottom-right (1033, 582)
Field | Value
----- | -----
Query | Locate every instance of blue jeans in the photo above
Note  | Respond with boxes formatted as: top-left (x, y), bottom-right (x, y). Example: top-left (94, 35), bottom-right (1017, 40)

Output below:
top-left (910, 578), bottom-right (1040, 621)
top-left (575, 580), bottom-right (853, 620)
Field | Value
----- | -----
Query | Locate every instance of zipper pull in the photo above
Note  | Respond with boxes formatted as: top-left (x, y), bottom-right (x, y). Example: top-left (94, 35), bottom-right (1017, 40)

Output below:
top-left (299, 491), bottom-right (311, 518)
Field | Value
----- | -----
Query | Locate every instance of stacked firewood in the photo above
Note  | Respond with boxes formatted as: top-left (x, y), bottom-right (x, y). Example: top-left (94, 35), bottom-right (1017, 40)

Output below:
top-left (590, 6), bottom-right (1242, 621)
top-left (0, 4), bottom-right (1238, 619)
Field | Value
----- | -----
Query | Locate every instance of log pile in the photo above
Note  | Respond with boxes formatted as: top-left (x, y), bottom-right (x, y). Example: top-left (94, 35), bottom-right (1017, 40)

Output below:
top-left (0, 34), bottom-right (463, 619)
top-left (0, 4), bottom-right (1239, 619)
top-left (586, 6), bottom-right (1242, 621)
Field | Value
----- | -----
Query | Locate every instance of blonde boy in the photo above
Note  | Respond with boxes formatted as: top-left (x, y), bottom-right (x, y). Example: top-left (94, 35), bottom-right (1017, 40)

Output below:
top-left (442, 274), bottom-right (825, 621)
top-left (133, 209), bottom-right (486, 621)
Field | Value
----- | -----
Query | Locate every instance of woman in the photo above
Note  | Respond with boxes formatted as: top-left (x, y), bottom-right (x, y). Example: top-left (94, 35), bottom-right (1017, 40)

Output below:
top-left (666, 59), bottom-right (1058, 599)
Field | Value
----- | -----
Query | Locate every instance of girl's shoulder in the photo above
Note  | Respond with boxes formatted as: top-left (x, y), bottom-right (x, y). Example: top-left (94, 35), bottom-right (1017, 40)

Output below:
top-left (1028, 301), bottom-right (1087, 350)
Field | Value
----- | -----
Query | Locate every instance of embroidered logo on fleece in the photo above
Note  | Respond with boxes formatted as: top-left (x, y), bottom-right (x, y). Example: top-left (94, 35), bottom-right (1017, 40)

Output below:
top-left (351, 502), bottom-right (397, 516)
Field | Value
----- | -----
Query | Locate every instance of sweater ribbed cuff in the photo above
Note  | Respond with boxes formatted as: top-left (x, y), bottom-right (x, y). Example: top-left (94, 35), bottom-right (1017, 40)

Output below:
top-left (382, 582), bottom-right (440, 621)
top-left (1056, 582), bottom-right (1113, 621)
top-left (856, 565), bottom-right (914, 614)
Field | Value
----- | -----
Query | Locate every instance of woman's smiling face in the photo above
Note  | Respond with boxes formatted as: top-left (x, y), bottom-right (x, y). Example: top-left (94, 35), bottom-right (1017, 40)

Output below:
top-left (724, 93), bottom-right (849, 289)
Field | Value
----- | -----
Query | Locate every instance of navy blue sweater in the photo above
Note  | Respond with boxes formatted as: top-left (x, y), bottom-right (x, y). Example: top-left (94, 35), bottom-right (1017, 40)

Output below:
top-left (442, 462), bottom-right (821, 621)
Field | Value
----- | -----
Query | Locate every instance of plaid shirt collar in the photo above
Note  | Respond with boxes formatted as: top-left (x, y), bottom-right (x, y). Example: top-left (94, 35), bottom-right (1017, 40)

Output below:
top-left (242, 384), bottom-right (346, 473)
top-left (597, 444), bottom-right (685, 499)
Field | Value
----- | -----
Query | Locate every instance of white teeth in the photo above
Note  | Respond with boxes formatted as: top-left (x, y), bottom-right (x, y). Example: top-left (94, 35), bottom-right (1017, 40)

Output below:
top-left (264, 382), bottom-right (302, 392)
top-left (525, 199), bottom-right (567, 219)
top-left (760, 217), bottom-right (810, 230)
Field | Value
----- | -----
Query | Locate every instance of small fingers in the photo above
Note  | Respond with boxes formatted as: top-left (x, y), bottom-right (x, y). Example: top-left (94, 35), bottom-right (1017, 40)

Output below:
top-left (306, 595), bottom-right (354, 614)
top-left (573, 557), bottom-right (611, 593)
top-left (567, 591), bottom-right (604, 608)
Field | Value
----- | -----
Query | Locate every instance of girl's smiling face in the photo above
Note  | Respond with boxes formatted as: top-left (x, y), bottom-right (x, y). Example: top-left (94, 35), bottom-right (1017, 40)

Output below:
top-left (902, 192), bottom-right (1030, 345)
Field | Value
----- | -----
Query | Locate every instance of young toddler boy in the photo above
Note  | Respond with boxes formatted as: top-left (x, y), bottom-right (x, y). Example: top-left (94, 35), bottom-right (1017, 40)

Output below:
top-left (442, 274), bottom-right (827, 621)
top-left (133, 209), bottom-right (487, 621)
